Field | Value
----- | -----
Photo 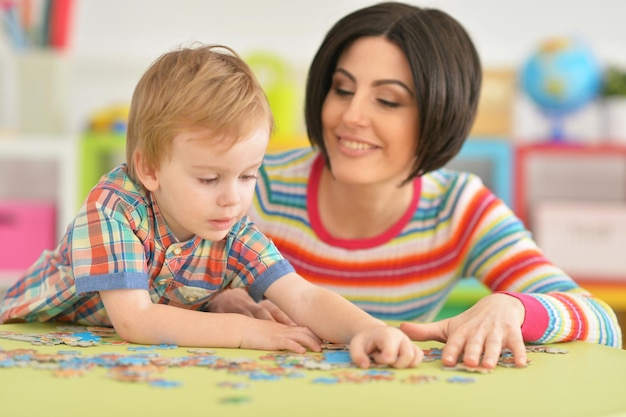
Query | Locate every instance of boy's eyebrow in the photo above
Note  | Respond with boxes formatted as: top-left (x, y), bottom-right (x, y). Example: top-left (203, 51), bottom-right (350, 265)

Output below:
top-left (190, 160), bottom-right (264, 171)
top-left (334, 68), bottom-right (414, 97)
top-left (246, 161), bottom-right (264, 170)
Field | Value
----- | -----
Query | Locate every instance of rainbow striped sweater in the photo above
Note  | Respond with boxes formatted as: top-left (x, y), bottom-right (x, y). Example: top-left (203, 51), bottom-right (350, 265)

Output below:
top-left (249, 148), bottom-right (621, 348)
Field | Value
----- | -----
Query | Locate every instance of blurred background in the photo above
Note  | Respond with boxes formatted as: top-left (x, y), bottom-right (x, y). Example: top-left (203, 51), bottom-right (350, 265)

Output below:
top-left (1, 0), bottom-right (625, 331)
top-left (1, 0), bottom-right (625, 139)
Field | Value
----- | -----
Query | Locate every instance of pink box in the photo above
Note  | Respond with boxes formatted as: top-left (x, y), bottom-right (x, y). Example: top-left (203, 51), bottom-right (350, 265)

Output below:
top-left (0, 200), bottom-right (56, 270)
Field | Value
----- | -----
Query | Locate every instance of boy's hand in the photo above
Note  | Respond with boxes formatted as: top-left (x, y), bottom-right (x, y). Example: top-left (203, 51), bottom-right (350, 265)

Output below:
top-left (208, 288), bottom-right (296, 325)
top-left (349, 325), bottom-right (423, 369)
top-left (239, 319), bottom-right (323, 354)
top-left (399, 293), bottom-right (527, 369)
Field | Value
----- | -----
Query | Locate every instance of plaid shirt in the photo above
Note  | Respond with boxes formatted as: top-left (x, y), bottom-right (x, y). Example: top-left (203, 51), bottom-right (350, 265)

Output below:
top-left (0, 165), bottom-right (292, 326)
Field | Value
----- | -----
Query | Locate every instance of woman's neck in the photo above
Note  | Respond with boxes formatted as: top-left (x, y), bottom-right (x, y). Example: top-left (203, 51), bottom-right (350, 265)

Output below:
top-left (317, 166), bottom-right (416, 240)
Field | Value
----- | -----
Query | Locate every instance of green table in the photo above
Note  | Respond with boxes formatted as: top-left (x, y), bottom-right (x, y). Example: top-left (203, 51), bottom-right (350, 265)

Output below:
top-left (0, 322), bottom-right (624, 417)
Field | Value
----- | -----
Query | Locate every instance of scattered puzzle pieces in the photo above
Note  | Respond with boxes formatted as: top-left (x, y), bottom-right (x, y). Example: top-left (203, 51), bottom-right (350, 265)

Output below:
top-left (0, 326), bottom-right (570, 394)
top-left (0, 326), bottom-right (124, 347)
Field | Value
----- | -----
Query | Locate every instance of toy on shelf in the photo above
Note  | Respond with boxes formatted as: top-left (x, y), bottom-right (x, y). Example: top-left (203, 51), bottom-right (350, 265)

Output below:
top-left (86, 103), bottom-right (130, 134)
top-left (80, 103), bottom-right (129, 203)
top-left (520, 36), bottom-right (602, 141)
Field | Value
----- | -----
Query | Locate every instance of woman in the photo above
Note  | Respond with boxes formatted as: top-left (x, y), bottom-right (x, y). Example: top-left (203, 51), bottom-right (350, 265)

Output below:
top-left (210, 2), bottom-right (622, 369)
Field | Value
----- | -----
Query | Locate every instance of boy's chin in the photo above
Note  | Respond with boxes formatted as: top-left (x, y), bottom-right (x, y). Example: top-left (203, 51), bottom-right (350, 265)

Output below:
top-left (198, 230), bottom-right (231, 242)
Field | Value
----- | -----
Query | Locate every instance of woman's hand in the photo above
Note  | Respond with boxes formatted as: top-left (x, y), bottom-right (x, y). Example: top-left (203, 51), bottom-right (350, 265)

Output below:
top-left (208, 288), bottom-right (296, 325)
top-left (400, 293), bottom-right (527, 368)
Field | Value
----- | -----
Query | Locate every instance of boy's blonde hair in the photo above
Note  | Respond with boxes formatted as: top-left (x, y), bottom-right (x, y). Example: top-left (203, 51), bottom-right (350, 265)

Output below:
top-left (126, 43), bottom-right (274, 183)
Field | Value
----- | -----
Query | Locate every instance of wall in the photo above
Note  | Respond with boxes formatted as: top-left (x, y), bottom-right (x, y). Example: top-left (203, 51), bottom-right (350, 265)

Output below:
top-left (1, 0), bottom-right (626, 136)
top-left (70, 0), bottom-right (626, 67)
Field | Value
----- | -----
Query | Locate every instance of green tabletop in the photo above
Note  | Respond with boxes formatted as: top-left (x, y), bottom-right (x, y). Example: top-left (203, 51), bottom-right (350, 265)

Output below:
top-left (0, 322), bottom-right (624, 417)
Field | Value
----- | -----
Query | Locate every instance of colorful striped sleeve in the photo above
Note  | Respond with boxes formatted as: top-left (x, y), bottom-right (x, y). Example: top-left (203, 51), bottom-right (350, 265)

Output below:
top-left (459, 173), bottom-right (622, 348)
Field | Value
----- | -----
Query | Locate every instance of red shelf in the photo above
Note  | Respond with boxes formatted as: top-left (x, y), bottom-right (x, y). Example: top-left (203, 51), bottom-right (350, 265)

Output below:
top-left (514, 142), bottom-right (626, 226)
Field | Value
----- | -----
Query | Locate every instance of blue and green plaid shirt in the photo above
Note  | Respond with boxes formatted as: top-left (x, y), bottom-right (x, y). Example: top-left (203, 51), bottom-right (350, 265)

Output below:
top-left (0, 164), bottom-right (292, 326)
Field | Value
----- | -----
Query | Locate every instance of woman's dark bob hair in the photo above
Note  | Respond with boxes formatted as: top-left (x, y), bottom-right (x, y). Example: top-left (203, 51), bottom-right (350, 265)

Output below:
top-left (305, 1), bottom-right (482, 180)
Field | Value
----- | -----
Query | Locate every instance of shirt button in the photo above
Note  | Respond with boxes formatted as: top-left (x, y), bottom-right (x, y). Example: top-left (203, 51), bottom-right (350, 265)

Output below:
top-left (173, 247), bottom-right (182, 255)
top-left (157, 278), bottom-right (169, 286)
top-left (186, 295), bottom-right (197, 303)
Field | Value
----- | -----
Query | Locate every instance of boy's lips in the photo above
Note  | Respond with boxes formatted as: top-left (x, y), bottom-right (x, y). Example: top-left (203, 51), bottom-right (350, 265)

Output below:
top-left (209, 218), bottom-right (235, 230)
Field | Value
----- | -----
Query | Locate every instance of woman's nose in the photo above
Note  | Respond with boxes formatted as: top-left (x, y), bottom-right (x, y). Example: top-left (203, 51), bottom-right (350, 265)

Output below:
top-left (341, 94), bottom-right (370, 127)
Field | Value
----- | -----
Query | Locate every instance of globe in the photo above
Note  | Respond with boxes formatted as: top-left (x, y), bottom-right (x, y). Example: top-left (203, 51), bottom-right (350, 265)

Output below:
top-left (520, 37), bottom-right (602, 139)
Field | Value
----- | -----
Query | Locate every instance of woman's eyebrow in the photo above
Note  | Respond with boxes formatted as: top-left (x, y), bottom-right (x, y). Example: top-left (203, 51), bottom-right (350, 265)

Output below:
top-left (373, 79), bottom-right (414, 96)
top-left (334, 68), bottom-right (356, 82)
top-left (334, 68), bottom-right (414, 96)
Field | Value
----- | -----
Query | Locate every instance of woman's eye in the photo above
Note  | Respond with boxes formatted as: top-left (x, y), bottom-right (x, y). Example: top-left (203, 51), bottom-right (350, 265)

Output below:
top-left (334, 87), bottom-right (353, 97)
top-left (378, 98), bottom-right (400, 108)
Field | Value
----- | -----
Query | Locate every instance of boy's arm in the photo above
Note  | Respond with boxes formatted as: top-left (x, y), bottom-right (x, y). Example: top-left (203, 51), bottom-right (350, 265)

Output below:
top-left (208, 288), bottom-right (296, 325)
top-left (264, 272), bottom-right (423, 368)
top-left (99, 288), bottom-right (321, 352)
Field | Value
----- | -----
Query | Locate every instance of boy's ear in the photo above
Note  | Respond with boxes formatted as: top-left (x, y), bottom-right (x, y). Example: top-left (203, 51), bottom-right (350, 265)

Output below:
top-left (133, 151), bottom-right (160, 192)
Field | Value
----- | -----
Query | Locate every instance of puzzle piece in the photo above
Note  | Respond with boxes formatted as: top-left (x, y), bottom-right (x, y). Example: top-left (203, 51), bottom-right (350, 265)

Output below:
top-left (403, 374), bottom-right (438, 384)
top-left (442, 363), bottom-right (493, 374)
top-left (526, 345), bottom-right (568, 354)
top-left (447, 376), bottom-right (476, 383)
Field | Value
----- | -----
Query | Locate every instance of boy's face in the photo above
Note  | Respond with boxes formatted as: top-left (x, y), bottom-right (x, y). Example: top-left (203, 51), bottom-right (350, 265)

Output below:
top-left (144, 126), bottom-right (270, 242)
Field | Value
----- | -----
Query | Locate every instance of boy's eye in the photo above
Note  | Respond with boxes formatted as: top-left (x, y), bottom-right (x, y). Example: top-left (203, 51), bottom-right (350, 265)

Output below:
top-left (199, 177), bottom-right (218, 184)
top-left (241, 174), bottom-right (258, 181)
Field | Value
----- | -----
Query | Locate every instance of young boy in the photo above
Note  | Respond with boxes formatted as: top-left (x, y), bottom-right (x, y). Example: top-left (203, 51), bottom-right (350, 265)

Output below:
top-left (0, 44), bottom-right (421, 369)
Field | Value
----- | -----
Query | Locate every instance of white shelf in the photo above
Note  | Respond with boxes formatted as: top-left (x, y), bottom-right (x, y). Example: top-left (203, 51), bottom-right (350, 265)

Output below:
top-left (0, 134), bottom-right (79, 238)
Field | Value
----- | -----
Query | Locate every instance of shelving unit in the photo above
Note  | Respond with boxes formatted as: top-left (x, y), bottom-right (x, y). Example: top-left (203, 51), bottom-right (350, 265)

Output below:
top-left (514, 142), bottom-right (626, 226)
top-left (0, 135), bottom-right (78, 285)
top-left (0, 135), bottom-right (79, 232)
top-left (514, 142), bottom-right (626, 310)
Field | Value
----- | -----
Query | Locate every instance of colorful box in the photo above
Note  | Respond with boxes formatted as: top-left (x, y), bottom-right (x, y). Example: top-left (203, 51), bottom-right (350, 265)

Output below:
top-left (0, 200), bottom-right (56, 271)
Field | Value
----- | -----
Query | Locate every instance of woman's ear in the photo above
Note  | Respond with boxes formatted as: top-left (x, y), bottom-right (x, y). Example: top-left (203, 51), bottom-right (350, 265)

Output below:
top-left (133, 150), bottom-right (160, 192)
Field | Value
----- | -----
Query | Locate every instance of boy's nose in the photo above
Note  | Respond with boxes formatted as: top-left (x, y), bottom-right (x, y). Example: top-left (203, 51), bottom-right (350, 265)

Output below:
top-left (217, 181), bottom-right (241, 207)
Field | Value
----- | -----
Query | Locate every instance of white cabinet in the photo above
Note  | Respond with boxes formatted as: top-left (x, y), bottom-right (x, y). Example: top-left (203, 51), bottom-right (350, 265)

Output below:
top-left (0, 135), bottom-right (78, 285)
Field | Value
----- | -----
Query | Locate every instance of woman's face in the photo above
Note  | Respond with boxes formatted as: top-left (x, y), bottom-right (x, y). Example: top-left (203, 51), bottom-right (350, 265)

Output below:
top-left (321, 36), bottom-right (419, 187)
